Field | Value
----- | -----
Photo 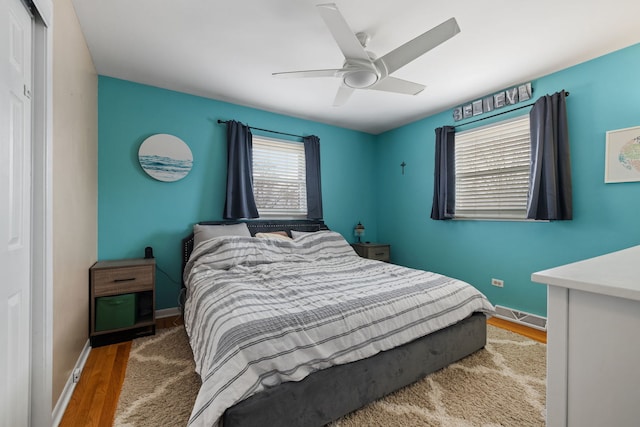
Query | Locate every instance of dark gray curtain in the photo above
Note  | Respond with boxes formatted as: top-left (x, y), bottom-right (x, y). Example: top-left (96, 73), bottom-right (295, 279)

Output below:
top-left (223, 121), bottom-right (259, 219)
top-left (527, 91), bottom-right (572, 220)
top-left (303, 135), bottom-right (323, 219)
top-left (430, 126), bottom-right (456, 220)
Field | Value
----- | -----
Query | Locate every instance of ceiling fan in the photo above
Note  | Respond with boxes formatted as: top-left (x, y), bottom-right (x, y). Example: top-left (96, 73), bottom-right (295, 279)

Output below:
top-left (272, 3), bottom-right (460, 106)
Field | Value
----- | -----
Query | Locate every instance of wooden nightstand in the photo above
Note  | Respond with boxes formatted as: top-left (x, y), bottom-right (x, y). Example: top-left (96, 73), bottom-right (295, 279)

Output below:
top-left (89, 258), bottom-right (156, 347)
top-left (352, 243), bottom-right (391, 262)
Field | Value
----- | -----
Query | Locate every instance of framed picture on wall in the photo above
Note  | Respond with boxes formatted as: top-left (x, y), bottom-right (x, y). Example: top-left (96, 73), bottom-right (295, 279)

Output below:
top-left (604, 125), bottom-right (640, 183)
top-left (138, 134), bottom-right (193, 182)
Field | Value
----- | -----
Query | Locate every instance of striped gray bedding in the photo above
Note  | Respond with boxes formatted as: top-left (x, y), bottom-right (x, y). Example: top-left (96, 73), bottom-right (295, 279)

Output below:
top-left (183, 230), bottom-right (494, 427)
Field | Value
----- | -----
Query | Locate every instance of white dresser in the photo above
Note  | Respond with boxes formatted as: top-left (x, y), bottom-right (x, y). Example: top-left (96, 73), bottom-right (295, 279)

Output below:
top-left (532, 245), bottom-right (640, 427)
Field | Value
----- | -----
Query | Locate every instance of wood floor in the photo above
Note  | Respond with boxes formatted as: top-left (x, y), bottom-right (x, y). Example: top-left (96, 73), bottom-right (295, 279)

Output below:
top-left (59, 316), bottom-right (545, 426)
top-left (58, 316), bottom-right (182, 427)
top-left (487, 316), bottom-right (547, 343)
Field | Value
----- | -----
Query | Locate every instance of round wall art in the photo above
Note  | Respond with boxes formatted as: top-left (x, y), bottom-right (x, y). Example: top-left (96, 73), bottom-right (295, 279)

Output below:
top-left (138, 134), bottom-right (193, 182)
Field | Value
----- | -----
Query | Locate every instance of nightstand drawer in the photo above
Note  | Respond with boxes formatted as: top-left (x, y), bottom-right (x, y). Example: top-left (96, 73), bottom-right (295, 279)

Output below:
top-left (352, 243), bottom-right (391, 262)
top-left (364, 246), bottom-right (390, 262)
top-left (93, 265), bottom-right (154, 296)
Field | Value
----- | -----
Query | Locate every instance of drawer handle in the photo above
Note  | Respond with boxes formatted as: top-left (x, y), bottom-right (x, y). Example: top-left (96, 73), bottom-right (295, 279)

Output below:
top-left (114, 277), bottom-right (136, 283)
top-left (375, 252), bottom-right (385, 256)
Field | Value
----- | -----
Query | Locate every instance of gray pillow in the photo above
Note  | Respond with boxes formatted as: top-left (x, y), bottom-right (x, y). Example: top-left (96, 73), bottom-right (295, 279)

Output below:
top-left (193, 223), bottom-right (251, 248)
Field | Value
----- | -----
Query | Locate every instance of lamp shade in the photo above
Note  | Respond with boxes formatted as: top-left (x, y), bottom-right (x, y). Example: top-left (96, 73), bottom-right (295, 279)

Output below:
top-left (354, 222), bottom-right (365, 238)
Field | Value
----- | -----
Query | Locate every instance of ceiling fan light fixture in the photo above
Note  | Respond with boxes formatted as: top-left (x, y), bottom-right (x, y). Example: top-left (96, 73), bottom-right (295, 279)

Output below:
top-left (343, 70), bottom-right (378, 89)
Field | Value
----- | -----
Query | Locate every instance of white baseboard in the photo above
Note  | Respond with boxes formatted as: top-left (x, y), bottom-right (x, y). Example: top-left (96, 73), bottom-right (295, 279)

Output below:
top-left (156, 307), bottom-right (181, 319)
top-left (51, 339), bottom-right (91, 427)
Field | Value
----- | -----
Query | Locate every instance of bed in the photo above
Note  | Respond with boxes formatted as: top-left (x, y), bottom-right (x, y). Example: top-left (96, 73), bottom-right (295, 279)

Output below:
top-left (181, 219), bottom-right (494, 427)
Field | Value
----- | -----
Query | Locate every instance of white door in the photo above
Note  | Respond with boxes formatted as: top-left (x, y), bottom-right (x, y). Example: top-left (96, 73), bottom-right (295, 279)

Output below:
top-left (0, 0), bottom-right (33, 425)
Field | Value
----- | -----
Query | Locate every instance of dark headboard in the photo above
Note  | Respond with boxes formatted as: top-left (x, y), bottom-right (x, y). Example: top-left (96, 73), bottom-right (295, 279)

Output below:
top-left (181, 219), bottom-right (328, 289)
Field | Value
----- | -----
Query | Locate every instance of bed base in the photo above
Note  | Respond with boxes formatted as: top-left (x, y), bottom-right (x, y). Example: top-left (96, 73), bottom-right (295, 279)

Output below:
top-left (223, 312), bottom-right (486, 427)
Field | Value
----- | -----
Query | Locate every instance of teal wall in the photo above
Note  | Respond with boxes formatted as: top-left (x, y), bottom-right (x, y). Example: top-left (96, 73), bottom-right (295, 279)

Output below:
top-left (375, 43), bottom-right (640, 316)
top-left (98, 77), bottom-right (377, 309)
top-left (99, 43), bottom-right (640, 314)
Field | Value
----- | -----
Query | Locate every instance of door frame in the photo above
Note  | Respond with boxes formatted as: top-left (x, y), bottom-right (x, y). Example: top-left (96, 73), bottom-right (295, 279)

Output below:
top-left (28, 0), bottom-right (53, 425)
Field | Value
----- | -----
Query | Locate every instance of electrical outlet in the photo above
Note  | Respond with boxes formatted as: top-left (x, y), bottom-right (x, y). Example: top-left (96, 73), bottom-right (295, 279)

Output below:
top-left (73, 368), bottom-right (81, 383)
top-left (491, 278), bottom-right (504, 288)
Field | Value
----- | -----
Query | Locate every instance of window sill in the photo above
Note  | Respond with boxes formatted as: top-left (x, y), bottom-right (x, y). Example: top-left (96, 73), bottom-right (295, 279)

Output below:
top-left (256, 214), bottom-right (308, 220)
top-left (451, 217), bottom-right (548, 223)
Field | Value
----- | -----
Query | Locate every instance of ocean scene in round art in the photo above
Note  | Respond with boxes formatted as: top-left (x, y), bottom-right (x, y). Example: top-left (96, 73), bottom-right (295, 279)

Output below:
top-left (139, 134), bottom-right (193, 182)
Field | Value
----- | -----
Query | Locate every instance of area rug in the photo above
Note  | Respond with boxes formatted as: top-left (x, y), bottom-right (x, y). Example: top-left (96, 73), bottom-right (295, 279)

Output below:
top-left (114, 324), bottom-right (545, 426)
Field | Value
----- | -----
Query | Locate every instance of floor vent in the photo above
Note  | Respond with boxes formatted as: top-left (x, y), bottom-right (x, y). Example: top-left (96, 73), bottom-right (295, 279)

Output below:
top-left (493, 305), bottom-right (547, 331)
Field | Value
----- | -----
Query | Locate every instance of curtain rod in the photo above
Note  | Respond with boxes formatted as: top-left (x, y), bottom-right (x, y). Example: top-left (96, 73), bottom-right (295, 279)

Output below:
top-left (453, 91), bottom-right (570, 129)
top-left (217, 119), bottom-right (304, 139)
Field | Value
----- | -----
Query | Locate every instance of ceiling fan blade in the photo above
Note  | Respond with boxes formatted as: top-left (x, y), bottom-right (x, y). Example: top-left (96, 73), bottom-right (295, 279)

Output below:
top-left (316, 3), bottom-right (370, 62)
top-left (333, 85), bottom-right (355, 106)
top-left (370, 77), bottom-right (425, 95)
top-left (377, 17), bottom-right (460, 75)
top-left (272, 69), bottom-right (342, 78)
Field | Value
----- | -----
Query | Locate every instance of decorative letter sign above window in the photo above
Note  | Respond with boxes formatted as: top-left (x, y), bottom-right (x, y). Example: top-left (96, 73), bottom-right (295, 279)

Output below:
top-left (453, 82), bottom-right (532, 122)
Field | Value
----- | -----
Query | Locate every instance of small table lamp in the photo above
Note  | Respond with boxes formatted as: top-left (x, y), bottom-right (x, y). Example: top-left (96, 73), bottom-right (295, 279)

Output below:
top-left (354, 222), bottom-right (365, 243)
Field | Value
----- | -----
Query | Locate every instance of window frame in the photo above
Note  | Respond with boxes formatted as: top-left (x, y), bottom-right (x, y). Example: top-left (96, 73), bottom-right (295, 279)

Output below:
top-left (452, 115), bottom-right (532, 221)
top-left (251, 135), bottom-right (308, 219)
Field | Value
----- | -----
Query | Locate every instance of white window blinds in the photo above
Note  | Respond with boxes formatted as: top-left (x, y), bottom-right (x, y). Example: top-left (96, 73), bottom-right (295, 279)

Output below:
top-left (252, 136), bottom-right (307, 217)
top-left (454, 116), bottom-right (531, 219)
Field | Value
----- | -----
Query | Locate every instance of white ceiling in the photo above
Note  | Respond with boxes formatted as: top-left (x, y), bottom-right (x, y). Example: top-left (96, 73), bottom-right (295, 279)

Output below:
top-left (71, 0), bottom-right (640, 135)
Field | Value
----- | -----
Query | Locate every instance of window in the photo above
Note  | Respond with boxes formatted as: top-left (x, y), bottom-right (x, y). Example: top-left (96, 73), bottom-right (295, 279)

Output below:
top-left (252, 136), bottom-right (307, 217)
top-left (454, 116), bottom-right (531, 219)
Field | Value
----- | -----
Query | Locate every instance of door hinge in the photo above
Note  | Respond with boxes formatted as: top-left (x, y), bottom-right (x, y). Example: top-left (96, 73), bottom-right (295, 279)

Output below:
top-left (23, 85), bottom-right (31, 99)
